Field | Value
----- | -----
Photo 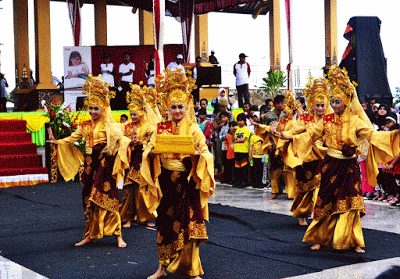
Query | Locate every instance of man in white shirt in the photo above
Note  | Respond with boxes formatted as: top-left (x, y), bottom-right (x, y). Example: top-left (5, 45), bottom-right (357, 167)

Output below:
top-left (233, 53), bottom-right (251, 108)
top-left (167, 54), bottom-right (186, 73)
top-left (116, 53), bottom-right (135, 109)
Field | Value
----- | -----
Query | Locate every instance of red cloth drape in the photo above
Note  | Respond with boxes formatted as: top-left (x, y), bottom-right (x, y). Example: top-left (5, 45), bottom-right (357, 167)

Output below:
top-left (67, 0), bottom-right (81, 46)
top-left (153, 0), bottom-right (165, 76)
top-left (285, 0), bottom-right (293, 90)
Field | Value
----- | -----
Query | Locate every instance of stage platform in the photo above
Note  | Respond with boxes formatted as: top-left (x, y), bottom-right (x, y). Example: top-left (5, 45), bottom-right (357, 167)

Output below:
top-left (0, 110), bottom-right (130, 146)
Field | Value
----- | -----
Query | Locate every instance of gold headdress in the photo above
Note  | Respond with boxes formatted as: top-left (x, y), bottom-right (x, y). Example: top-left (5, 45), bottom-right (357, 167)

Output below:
top-left (126, 83), bottom-right (146, 116)
top-left (283, 90), bottom-right (299, 119)
top-left (144, 86), bottom-right (163, 121)
top-left (156, 68), bottom-right (196, 112)
top-left (144, 86), bottom-right (158, 111)
top-left (303, 77), bottom-right (330, 115)
top-left (82, 74), bottom-right (115, 109)
top-left (327, 66), bottom-right (356, 106)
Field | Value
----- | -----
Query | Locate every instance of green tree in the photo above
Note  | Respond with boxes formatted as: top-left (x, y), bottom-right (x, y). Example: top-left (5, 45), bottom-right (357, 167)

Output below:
top-left (260, 69), bottom-right (287, 97)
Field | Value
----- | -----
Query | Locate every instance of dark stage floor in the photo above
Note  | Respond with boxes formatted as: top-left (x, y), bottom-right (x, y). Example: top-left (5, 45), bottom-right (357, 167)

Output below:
top-left (1, 182), bottom-right (399, 279)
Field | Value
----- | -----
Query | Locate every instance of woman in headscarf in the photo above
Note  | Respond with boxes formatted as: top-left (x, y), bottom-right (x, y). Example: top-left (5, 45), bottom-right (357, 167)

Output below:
top-left (278, 66), bottom-right (399, 253)
top-left (48, 75), bottom-right (130, 248)
top-left (141, 69), bottom-right (215, 279)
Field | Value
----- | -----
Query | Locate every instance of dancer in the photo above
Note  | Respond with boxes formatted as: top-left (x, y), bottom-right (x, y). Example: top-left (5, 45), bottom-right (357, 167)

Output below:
top-left (48, 75), bottom-right (130, 248)
top-left (120, 84), bottom-right (159, 228)
top-left (289, 78), bottom-right (330, 226)
top-left (255, 92), bottom-right (300, 199)
top-left (278, 66), bottom-right (399, 253)
top-left (141, 69), bottom-right (215, 279)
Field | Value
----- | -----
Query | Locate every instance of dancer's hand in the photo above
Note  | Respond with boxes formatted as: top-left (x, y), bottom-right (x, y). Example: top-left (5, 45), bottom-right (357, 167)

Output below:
top-left (47, 128), bottom-right (58, 144)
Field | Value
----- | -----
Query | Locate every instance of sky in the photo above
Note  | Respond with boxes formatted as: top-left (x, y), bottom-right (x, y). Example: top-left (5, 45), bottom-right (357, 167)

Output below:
top-left (0, 0), bottom-right (399, 91)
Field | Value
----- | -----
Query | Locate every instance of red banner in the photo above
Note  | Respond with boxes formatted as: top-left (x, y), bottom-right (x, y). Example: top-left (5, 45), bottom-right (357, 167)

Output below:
top-left (67, 0), bottom-right (81, 46)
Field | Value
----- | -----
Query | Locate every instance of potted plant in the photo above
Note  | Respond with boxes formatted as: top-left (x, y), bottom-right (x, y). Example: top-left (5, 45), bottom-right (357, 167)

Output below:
top-left (260, 69), bottom-right (287, 97)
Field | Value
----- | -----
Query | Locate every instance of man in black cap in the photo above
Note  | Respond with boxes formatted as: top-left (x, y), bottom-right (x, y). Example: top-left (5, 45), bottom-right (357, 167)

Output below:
top-left (233, 53), bottom-right (251, 108)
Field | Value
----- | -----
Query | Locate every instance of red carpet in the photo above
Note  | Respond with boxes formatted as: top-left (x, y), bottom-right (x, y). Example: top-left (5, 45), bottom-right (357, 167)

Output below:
top-left (0, 120), bottom-right (48, 187)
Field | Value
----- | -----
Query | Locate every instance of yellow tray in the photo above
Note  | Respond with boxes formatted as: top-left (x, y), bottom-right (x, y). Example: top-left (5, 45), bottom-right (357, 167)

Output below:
top-left (154, 134), bottom-right (195, 154)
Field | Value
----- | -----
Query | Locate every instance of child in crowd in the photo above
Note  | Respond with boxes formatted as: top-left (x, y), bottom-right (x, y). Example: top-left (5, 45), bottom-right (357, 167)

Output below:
top-left (197, 108), bottom-right (212, 151)
top-left (120, 114), bottom-right (128, 123)
top-left (249, 125), bottom-right (265, 188)
top-left (218, 111), bottom-right (231, 183)
top-left (222, 121), bottom-right (237, 184)
top-left (233, 113), bottom-right (251, 188)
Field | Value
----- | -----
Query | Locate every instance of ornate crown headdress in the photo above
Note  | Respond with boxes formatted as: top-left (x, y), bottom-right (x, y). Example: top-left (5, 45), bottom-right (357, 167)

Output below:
top-left (144, 86), bottom-right (158, 110)
top-left (327, 65), bottom-right (356, 106)
top-left (303, 77), bottom-right (330, 115)
top-left (156, 68), bottom-right (196, 112)
top-left (283, 90), bottom-right (299, 118)
top-left (126, 83), bottom-right (146, 115)
top-left (82, 74), bottom-right (115, 109)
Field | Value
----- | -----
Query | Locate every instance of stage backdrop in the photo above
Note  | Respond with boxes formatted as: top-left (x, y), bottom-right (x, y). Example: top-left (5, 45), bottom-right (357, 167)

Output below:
top-left (63, 44), bottom-right (183, 110)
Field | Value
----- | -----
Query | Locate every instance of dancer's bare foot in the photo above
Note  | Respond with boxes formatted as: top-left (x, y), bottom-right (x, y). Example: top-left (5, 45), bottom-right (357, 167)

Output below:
top-left (147, 266), bottom-right (168, 279)
top-left (310, 244), bottom-right (321, 251)
top-left (354, 247), bottom-right (365, 254)
top-left (191, 276), bottom-right (203, 279)
top-left (74, 237), bottom-right (92, 247)
top-left (298, 218), bottom-right (308, 226)
top-left (268, 193), bottom-right (278, 200)
top-left (116, 235), bottom-right (127, 248)
top-left (123, 221), bottom-right (131, 228)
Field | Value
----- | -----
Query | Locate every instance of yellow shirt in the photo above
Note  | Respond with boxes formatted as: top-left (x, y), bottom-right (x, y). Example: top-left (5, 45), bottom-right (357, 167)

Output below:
top-left (234, 126), bottom-right (251, 153)
top-left (250, 135), bottom-right (264, 158)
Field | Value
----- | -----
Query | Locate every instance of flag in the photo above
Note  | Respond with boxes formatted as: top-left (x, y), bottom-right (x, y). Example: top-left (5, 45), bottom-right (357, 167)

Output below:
top-left (67, 0), bottom-right (81, 46)
top-left (153, 0), bottom-right (165, 76)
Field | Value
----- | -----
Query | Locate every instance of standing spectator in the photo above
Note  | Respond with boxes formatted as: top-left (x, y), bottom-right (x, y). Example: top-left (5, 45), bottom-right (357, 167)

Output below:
top-left (208, 50), bottom-right (219, 65)
top-left (117, 53), bottom-right (135, 109)
top-left (264, 95), bottom-right (286, 125)
top-left (166, 54), bottom-right (185, 72)
top-left (197, 108), bottom-right (212, 151)
top-left (191, 56), bottom-right (202, 102)
top-left (145, 54), bottom-right (155, 87)
top-left (0, 73), bottom-right (8, 112)
top-left (222, 121), bottom-right (237, 184)
top-left (233, 53), bottom-right (251, 108)
top-left (120, 114), bottom-right (128, 124)
top-left (233, 113), bottom-right (251, 188)
top-left (100, 53), bottom-right (115, 87)
top-left (218, 111), bottom-right (231, 182)
top-left (249, 125), bottom-right (265, 188)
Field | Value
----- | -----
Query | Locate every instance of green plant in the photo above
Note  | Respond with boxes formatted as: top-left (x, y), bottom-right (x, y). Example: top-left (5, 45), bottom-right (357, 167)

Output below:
top-left (45, 99), bottom-right (86, 154)
top-left (260, 69), bottom-right (287, 97)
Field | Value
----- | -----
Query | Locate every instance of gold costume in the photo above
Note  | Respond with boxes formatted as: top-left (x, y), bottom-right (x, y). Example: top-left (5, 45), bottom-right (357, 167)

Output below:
top-left (289, 78), bottom-right (330, 219)
top-left (120, 83), bottom-right (159, 225)
top-left (141, 69), bottom-right (215, 277)
top-left (269, 91), bottom-right (304, 199)
top-left (289, 67), bottom-right (399, 250)
top-left (56, 75), bottom-right (130, 241)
